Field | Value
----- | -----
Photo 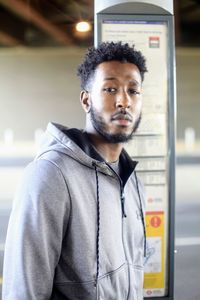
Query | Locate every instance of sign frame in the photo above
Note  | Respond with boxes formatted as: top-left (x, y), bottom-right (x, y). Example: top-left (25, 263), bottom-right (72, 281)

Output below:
top-left (95, 10), bottom-right (176, 300)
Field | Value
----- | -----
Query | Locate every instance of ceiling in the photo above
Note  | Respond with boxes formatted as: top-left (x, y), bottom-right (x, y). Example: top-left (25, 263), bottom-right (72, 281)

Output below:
top-left (0, 0), bottom-right (199, 48)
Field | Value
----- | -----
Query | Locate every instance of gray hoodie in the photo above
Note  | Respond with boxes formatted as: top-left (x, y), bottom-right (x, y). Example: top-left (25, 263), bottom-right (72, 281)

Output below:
top-left (3, 122), bottom-right (146, 300)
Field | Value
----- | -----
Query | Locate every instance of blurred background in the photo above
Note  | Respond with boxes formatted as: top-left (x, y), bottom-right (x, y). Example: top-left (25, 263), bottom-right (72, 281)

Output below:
top-left (0, 0), bottom-right (200, 299)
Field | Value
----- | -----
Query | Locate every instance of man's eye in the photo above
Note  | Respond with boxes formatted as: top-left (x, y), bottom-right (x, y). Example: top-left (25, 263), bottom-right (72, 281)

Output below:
top-left (129, 89), bottom-right (140, 95)
top-left (103, 87), bottom-right (117, 93)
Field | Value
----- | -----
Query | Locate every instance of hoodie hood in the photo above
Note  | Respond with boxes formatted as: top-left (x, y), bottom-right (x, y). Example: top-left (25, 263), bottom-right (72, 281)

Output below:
top-left (37, 122), bottom-right (138, 186)
top-left (36, 122), bottom-right (103, 169)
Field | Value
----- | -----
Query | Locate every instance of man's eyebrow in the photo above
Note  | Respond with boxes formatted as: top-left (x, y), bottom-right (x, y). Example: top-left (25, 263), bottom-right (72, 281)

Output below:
top-left (129, 80), bottom-right (140, 86)
top-left (103, 77), bottom-right (116, 81)
top-left (103, 77), bottom-right (141, 86)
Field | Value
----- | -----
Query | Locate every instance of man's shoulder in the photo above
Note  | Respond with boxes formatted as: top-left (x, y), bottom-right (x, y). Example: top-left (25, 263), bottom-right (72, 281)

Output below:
top-left (24, 157), bottom-right (65, 185)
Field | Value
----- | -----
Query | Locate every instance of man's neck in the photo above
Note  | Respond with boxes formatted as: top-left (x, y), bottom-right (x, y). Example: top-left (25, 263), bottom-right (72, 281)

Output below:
top-left (85, 131), bottom-right (123, 163)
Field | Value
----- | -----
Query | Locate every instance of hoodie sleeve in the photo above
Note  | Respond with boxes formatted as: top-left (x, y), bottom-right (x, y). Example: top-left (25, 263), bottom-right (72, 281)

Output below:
top-left (2, 159), bottom-right (70, 300)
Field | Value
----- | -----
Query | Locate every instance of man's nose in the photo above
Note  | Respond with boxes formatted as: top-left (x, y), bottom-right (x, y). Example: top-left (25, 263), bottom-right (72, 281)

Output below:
top-left (116, 91), bottom-right (131, 109)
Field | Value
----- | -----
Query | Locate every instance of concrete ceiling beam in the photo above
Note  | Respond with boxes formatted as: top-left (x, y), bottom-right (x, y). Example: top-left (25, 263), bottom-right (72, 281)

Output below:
top-left (0, 0), bottom-right (72, 45)
top-left (0, 30), bottom-right (20, 46)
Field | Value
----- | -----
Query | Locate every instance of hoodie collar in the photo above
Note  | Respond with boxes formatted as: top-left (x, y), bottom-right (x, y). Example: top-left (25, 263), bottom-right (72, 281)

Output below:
top-left (47, 122), bottom-right (138, 185)
top-left (58, 123), bottom-right (138, 186)
top-left (64, 128), bottom-right (104, 162)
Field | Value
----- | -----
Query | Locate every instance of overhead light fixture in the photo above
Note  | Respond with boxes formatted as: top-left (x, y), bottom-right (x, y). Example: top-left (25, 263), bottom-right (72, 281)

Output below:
top-left (76, 21), bottom-right (91, 33)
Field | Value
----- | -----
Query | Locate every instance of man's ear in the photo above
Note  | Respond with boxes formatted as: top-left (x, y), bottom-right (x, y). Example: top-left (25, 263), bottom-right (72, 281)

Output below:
top-left (80, 90), bottom-right (91, 113)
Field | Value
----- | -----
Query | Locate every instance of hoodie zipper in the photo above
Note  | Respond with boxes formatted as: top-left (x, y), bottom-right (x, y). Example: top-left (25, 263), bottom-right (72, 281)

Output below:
top-left (118, 178), bottom-right (131, 299)
top-left (120, 188), bottom-right (127, 218)
top-left (105, 163), bottom-right (127, 218)
top-left (105, 164), bottom-right (130, 298)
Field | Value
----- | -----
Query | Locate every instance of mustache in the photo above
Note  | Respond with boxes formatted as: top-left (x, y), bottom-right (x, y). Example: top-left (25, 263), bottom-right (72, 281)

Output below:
top-left (111, 110), bottom-right (133, 122)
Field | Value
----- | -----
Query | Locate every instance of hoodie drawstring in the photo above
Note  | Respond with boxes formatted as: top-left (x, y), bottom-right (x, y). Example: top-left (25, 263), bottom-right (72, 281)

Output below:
top-left (134, 172), bottom-right (147, 257)
top-left (93, 163), bottom-right (100, 287)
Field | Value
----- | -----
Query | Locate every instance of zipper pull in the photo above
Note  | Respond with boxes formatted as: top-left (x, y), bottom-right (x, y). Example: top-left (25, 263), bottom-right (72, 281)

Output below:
top-left (121, 191), bottom-right (127, 218)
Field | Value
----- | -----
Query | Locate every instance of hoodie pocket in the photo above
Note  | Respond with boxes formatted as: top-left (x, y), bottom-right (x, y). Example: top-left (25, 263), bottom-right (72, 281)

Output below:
top-left (97, 263), bottom-right (129, 300)
top-left (53, 264), bottom-right (129, 300)
top-left (53, 280), bottom-right (96, 300)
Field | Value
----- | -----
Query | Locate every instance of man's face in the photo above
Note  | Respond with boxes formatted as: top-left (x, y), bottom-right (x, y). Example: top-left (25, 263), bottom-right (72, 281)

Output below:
top-left (82, 60), bottom-right (143, 143)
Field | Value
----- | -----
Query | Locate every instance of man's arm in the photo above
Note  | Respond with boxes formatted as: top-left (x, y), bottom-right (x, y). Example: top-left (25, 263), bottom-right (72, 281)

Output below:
top-left (2, 159), bottom-right (70, 300)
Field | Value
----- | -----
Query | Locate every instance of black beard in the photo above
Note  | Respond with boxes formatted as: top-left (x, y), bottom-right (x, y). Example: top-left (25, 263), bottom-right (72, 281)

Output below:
top-left (90, 105), bottom-right (142, 144)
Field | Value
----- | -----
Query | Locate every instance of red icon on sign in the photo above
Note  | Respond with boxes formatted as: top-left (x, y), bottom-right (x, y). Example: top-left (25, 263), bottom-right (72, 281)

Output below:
top-left (150, 216), bottom-right (161, 227)
top-left (149, 36), bottom-right (160, 48)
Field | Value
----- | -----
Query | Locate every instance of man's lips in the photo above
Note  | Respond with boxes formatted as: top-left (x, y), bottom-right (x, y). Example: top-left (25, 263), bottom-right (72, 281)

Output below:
top-left (113, 119), bottom-right (131, 126)
top-left (111, 113), bottom-right (132, 122)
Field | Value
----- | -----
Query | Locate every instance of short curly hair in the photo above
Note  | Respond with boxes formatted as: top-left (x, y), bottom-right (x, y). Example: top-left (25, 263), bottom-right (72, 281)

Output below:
top-left (77, 41), bottom-right (147, 90)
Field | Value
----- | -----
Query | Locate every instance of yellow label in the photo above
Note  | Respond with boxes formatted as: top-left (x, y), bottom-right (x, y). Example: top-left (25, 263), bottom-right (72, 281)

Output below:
top-left (144, 211), bottom-right (165, 289)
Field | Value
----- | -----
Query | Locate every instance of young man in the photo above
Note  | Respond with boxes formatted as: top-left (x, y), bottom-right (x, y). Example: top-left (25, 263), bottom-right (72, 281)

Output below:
top-left (3, 42), bottom-right (147, 299)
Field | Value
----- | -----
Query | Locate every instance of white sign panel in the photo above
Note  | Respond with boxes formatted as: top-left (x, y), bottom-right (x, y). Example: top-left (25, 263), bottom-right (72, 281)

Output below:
top-left (102, 20), bottom-right (169, 297)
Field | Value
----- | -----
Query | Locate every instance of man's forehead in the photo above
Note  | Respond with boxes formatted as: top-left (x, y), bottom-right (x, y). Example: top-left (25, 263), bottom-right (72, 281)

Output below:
top-left (94, 60), bottom-right (142, 83)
